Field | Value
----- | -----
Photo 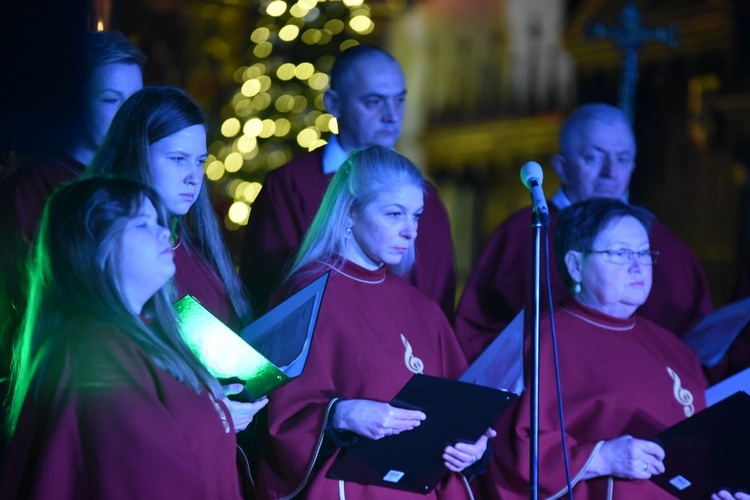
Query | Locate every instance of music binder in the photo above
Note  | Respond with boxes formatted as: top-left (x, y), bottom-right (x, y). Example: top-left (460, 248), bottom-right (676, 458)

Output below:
top-left (175, 272), bottom-right (329, 400)
top-left (650, 391), bottom-right (750, 499)
top-left (706, 366), bottom-right (750, 406)
top-left (326, 310), bottom-right (526, 493)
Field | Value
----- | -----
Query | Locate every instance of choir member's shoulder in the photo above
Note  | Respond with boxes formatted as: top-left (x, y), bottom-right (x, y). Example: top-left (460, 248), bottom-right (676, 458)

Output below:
top-left (271, 261), bottom-right (331, 304)
top-left (63, 319), bottom-right (157, 386)
top-left (635, 313), bottom-right (702, 362)
top-left (263, 149), bottom-right (325, 186)
top-left (501, 205), bottom-right (536, 229)
top-left (477, 204), bottom-right (536, 248)
top-left (389, 273), bottom-right (447, 317)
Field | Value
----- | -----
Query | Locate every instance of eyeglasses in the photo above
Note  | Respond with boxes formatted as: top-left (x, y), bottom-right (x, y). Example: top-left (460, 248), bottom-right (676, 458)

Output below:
top-left (584, 248), bottom-right (660, 265)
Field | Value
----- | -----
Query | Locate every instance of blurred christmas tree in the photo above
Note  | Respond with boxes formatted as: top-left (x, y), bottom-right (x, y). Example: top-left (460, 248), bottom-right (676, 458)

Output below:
top-left (207, 0), bottom-right (377, 232)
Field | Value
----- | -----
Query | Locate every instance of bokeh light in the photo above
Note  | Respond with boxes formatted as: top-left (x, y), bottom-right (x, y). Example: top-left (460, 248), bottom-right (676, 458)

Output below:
top-left (221, 118), bottom-right (241, 138)
top-left (209, 0), bottom-right (383, 231)
top-left (279, 24), bottom-right (300, 41)
top-left (349, 15), bottom-right (374, 34)
top-left (295, 62), bottom-right (315, 80)
top-left (224, 152), bottom-right (244, 173)
top-left (244, 117), bottom-right (264, 137)
top-left (206, 160), bottom-right (225, 181)
top-left (228, 201), bottom-right (251, 225)
top-left (265, 0), bottom-right (288, 17)
top-left (241, 79), bottom-right (262, 97)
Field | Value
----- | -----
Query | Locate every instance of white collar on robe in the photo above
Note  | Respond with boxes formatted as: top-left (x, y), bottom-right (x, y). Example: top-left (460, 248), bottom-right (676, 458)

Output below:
top-left (550, 188), bottom-right (630, 211)
top-left (321, 135), bottom-right (349, 175)
top-left (550, 188), bottom-right (572, 211)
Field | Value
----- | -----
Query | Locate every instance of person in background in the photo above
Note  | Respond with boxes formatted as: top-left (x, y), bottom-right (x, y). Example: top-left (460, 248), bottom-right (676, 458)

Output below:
top-left (0, 178), bottom-right (250, 499)
top-left (0, 30), bottom-right (145, 454)
top-left (239, 44), bottom-right (457, 321)
top-left (0, 30), bottom-right (144, 252)
top-left (254, 146), bottom-right (493, 499)
top-left (479, 197), bottom-right (707, 499)
top-left (455, 103), bottom-right (713, 362)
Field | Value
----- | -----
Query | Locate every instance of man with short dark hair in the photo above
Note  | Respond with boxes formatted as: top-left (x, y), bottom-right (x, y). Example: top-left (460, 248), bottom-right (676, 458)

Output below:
top-left (240, 45), bottom-right (457, 319)
top-left (455, 103), bottom-right (713, 361)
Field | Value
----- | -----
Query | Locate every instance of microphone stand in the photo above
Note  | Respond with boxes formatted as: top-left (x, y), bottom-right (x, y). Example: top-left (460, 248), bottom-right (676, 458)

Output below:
top-left (529, 209), bottom-right (548, 500)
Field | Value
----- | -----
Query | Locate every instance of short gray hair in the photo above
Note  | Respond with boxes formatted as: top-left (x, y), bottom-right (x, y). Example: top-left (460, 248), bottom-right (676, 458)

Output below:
top-left (559, 103), bottom-right (634, 159)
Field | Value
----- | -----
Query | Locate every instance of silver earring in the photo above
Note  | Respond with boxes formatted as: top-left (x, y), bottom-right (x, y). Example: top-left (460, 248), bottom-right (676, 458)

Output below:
top-left (573, 281), bottom-right (581, 294)
top-left (345, 227), bottom-right (351, 239)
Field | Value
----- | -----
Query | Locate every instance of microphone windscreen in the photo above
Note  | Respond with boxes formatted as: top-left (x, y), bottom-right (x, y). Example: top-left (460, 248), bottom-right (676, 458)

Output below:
top-left (520, 161), bottom-right (544, 189)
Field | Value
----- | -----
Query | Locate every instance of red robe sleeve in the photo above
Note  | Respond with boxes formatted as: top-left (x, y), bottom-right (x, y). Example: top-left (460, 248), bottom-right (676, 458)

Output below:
top-left (492, 334), bottom-right (604, 499)
top-left (1, 324), bottom-right (240, 500)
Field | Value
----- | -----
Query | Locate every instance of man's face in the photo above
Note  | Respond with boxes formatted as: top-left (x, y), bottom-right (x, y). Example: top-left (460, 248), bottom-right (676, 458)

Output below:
top-left (83, 62), bottom-right (143, 150)
top-left (554, 119), bottom-right (636, 203)
top-left (325, 56), bottom-right (406, 152)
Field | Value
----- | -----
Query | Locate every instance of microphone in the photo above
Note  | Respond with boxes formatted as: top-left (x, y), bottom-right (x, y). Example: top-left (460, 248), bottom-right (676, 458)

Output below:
top-left (520, 161), bottom-right (550, 225)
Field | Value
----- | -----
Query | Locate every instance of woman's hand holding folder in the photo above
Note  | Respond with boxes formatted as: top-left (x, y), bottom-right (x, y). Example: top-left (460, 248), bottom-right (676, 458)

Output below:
top-left (443, 427), bottom-right (496, 472)
top-left (222, 383), bottom-right (268, 432)
top-left (332, 399), bottom-right (425, 440)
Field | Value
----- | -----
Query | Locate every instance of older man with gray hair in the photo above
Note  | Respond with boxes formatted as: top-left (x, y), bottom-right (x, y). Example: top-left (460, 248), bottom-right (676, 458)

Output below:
top-left (455, 103), bottom-right (713, 361)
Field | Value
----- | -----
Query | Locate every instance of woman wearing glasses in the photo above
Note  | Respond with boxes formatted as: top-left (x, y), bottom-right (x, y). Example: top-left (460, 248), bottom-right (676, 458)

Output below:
top-left (482, 197), bottom-right (708, 499)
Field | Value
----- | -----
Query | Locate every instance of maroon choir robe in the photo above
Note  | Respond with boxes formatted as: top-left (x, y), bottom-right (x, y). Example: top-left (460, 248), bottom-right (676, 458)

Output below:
top-left (0, 155), bottom-right (85, 249)
top-left (173, 240), bottom-right (241, 332)
top-left (477, 299), bottom-right (707, 499)
top-left (239, 149), bottom-right (457, 321)
top-left (455, 204), bottom-right (713, 362)
top-left (0, 320), bottom-right (241, 500)
top-left (0, 155), bottom-right (85, 380)
top-left (254, 259), bottom-right (473, 499)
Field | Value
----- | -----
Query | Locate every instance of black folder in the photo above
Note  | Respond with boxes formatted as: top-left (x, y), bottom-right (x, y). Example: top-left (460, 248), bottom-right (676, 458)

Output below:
top-left (175, 272), bottom-right (329, 400)
top-left (326, 310), bottom-right (525, 493)
top-left (649, 391), bottom-right (750, 499)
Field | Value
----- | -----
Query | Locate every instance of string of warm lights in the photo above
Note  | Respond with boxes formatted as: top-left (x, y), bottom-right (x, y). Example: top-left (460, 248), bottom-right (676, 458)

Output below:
top-left (208, 0), bottom-right (375, 230)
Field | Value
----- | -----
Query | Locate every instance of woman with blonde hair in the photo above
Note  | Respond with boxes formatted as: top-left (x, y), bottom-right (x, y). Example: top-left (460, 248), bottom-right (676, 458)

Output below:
top-left (255, 146), bottom-right (493, 499)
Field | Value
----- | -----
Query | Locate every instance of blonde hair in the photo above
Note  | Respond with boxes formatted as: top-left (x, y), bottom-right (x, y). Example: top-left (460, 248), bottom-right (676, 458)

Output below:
top-left (286, 146), bottom-right (425, 281)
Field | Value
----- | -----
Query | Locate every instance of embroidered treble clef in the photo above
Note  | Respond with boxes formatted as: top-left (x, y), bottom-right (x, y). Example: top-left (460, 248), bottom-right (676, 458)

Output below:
top-left (667, 367), bottom-right (695, 417)
top-left (400, 334), bottom-right (424, 374)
